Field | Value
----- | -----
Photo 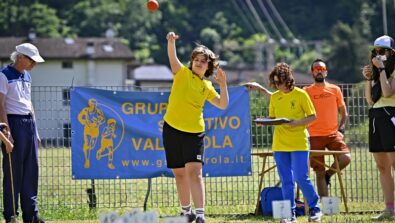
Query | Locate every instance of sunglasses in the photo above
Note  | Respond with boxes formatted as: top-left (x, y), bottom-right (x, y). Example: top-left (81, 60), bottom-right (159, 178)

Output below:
top-left (374, 48), bottom-right (387, 55)
top-left (312, 66), bottom-right (327, 73)
top-left (272, 79), bottom-right (283, 86)
top-left (23, 55), bottom-right (35, 63)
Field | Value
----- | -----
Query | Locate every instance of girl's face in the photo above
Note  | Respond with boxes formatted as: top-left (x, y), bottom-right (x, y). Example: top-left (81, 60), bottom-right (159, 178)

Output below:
top-left (273, 75), bottom-right (289, 93)
top-left (192, 54), bottom-right (209, 77)
top-left (374, 47), bottom-right (394, 63)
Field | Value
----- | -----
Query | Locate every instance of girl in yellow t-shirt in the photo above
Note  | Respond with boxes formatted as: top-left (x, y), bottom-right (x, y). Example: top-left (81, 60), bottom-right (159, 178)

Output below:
top-left (162, 32), bottom-right (229, 223)
top-left (247, 63), bottom-right (322, 223)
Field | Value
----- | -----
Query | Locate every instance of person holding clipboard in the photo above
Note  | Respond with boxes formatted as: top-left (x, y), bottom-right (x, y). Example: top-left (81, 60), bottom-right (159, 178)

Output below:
top-left (245, 63), bottom-right (322, 223)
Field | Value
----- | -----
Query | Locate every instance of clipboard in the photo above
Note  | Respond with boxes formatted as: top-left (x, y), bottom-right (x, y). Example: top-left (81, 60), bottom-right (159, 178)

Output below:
top-left (254, 118), bottom-right (291, 125)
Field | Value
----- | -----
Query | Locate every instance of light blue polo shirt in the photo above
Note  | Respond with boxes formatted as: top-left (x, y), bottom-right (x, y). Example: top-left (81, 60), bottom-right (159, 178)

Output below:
top-left (0, 64), bottom-right (33, 115)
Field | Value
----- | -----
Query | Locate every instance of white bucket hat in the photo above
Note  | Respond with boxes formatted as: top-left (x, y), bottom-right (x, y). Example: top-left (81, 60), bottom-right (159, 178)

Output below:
top-left (15, 43), bottom-right (45, 63)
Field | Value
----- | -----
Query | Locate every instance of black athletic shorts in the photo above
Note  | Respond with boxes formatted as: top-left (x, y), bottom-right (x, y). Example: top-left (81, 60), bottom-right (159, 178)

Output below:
top-left (162, 122), bottom-right (205, 168)
top-left (368, 107), bottom-right (395, 153)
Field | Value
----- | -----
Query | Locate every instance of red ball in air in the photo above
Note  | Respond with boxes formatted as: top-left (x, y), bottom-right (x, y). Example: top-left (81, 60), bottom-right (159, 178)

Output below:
top-left (147, 0), bottom-right (159, 12)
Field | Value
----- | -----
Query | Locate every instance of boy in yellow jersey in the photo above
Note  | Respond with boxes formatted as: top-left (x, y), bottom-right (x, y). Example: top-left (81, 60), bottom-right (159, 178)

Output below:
top-left (163, 32), bottom-right (229, 223)
top-left (246, 63), bottom-right (322, 223)
top-left (363, 35), bottom-right (395, 221)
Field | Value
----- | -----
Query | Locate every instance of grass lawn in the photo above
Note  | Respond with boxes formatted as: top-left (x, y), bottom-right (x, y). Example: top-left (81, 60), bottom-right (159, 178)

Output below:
top-left (38, 204), bottom-right (393, 222)
top-left (0, 144), bottom-right (385, 222)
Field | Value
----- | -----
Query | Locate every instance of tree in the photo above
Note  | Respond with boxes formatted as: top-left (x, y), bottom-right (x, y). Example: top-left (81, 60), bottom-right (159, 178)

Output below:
top-left (0, 0), bottom-right (390, 72)
top-left (291, 51), bottom-right (321, 74)
top-left (65, 0), bottom-right (162, 63)
top-left (326, 22), bottom-right (369, 83)
top-left (0, 0), bottom-right (67, 37)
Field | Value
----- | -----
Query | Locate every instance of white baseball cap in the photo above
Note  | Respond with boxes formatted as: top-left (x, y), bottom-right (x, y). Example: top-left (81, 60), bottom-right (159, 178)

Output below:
top-left (371, 35), bottom-right (394, 50)
top-left (15, 43), bottom-right (45, 63)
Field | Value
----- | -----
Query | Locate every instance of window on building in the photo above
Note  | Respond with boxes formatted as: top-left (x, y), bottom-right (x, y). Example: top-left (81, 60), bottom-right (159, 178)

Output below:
top-left (62, 89), bottom-right (70, 106)
top-left (63, 123), bottom-right (71, 147)
top-left (63, 123), bottom-right (71, 138)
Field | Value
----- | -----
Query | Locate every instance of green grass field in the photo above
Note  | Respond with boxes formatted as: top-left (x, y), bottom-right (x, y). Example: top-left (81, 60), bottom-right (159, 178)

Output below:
top-left (38, 205), bottom-right (394, 222)
top-left (0, 145), bottom-right (386, 222)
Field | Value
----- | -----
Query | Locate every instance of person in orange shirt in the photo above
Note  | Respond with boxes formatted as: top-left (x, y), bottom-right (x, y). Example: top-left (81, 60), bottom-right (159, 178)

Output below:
top-left (304, 59), bottom-right (351, 197)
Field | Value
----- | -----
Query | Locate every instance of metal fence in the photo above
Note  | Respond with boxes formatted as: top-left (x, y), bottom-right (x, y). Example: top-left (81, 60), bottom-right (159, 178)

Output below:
top-left (0, 83), bottom-right (382, 215)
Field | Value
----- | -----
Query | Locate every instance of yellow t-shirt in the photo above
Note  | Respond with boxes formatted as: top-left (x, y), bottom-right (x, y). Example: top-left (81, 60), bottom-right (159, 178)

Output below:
top-left (269, 87), bottom-right (316, 152)
top-left (373, 72), bottom-right (395, 108)
top-left (164, 65), bottom-right (219, 133)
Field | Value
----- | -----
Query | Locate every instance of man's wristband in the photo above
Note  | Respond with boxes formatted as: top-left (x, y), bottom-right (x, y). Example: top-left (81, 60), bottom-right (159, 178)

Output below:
top-left (338, 128), bottom-right (345, 134)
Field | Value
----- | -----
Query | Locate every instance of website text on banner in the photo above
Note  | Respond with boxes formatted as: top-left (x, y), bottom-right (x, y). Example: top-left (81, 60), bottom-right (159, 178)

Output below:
top-left (70, 86), bottom-right (252, 179)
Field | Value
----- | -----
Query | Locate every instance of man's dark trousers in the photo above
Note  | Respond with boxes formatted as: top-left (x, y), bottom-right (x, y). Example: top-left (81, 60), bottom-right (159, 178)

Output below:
top-left (2, 114), bottom-right (39, 222)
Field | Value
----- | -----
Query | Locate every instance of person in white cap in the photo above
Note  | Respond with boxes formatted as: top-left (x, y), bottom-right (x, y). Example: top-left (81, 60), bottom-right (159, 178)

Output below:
top-left (0, 43), bottom-right (45, 223)
top-left (362, 35), bottom-right (395, 221)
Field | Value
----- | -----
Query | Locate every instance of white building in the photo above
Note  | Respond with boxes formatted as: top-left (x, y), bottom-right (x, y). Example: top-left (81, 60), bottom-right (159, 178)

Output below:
top-left (130, 64), bottom-right (174, 90)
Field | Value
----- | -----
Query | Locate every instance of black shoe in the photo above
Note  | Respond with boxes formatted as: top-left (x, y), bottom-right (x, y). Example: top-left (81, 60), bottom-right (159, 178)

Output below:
top-left (196, 217), bottom-right (205, 223)
top-left (180, 212), bottom-right (196, 223)
top-left (325, 172), bottom-right (332, 187)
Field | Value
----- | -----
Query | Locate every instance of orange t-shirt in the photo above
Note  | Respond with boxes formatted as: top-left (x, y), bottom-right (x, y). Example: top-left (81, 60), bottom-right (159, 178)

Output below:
top-left (304, 83), bottom-right (346, 136)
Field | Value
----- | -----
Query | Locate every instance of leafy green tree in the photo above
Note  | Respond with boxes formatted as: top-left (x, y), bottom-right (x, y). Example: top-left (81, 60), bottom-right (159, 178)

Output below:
top-left (65, 0), bottom-right (162, 63)
top-left (0, 0), bottom-right (67, 37)
top-left (65, 0), bottom-right (125, 37)
top-left (325, 22), bottom-right (369, 83)
top-left (355, 2), bottom-right (375, 39)
top-left (200, 28), bottom-right (220, 50)
top-left (0, 0), bottom-right (391, 73)
top-left (291, 51), bottom-right (320, 74)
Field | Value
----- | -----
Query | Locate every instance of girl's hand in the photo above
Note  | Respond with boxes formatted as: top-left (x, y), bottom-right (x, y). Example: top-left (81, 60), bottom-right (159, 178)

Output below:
top-left (214, 68), bottom-right (227, 87)
top-left (285, 120), bottom-right (298, 127)
top-left (244, 82), bottom-right (264, 91)
top-left (244, 82), bottom-right (272, 98)
top-left (362, 65), bottom-right (373, 80)
top-left (166, 32), bottom-right (179, 41)
top-left (371, 57), bottom-right (385, 69)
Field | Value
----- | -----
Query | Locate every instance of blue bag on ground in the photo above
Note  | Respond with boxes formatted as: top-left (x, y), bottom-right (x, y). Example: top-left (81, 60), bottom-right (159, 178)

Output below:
top-left (260, 187), bottom-right (283, 216)
top-left (295, 200), bottom-right (305, 216)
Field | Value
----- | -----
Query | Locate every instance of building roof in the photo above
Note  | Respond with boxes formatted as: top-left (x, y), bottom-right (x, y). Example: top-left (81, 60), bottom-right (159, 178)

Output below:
top-left (133, 65), bottom-right (173, 81)
top-left (0, 37), bottom-right (134, 60)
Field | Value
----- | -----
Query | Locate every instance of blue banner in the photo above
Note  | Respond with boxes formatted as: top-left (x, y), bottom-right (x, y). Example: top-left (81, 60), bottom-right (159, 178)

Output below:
top-left (71, 86), bottom-right (251, 179)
